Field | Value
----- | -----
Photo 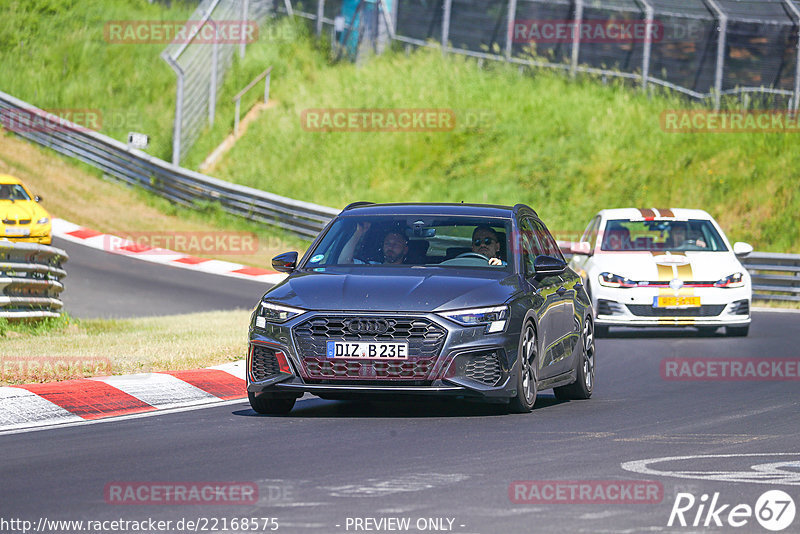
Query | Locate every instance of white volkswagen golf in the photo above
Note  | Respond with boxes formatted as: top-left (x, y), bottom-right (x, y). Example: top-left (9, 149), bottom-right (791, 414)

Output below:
top-left (569, 208), bottom-right (753, 337)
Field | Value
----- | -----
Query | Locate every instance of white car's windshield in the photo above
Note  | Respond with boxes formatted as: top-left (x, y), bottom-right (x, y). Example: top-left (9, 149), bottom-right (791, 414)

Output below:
top-left (601, 219), bottom-right (728, 252)
top-left (304, 215), bottom-right (513, 269)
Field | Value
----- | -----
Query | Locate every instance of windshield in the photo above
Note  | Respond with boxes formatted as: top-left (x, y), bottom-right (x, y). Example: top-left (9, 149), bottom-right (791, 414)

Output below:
top-left (601, 219), bottom-right (728, 252)
top-left (303, 215), bottom-right (513, 270)
top-left (0, 184), bottom-right (32, 201)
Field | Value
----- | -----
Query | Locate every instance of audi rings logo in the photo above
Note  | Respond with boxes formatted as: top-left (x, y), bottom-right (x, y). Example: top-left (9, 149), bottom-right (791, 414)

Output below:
top-left (346, 318), bottom-right (390, 335)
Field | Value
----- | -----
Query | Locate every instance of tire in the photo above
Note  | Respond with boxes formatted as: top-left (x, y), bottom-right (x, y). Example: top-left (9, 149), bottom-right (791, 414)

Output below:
top-left (248, 392), bottom-right (296, 415)
top-left (509, 321), bottom-right (538, 413)
top-left (554, 317), bottom-right (595, 400)
top-left (726, 325), bottom-right (749, 337)
top-left (595, 324), bottom-right (609, 338)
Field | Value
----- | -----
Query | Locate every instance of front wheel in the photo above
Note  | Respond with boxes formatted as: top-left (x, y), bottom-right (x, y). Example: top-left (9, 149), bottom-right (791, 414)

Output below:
top-left (554, 317), bottom-right (595, 400)
top-left (509, 322), bottom-right (538, 413)
top-left (248, 392), bottom-right (296, 415)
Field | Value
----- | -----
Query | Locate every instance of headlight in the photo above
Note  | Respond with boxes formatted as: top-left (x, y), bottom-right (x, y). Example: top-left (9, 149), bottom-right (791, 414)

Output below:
top-left (439, 305), bottom-right (508, 333)
top-left (598, 272), bottom-right (638, 288)
top-left (255, 302), bottom-right (305, 327)
top-left (36, 217), bottom-right (50, 224)
top-left (714, 272), bottom-right (744, 288)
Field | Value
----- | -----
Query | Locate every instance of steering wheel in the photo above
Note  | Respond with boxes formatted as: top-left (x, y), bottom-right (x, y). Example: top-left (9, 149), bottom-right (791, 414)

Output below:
top-left (455, 252), bottom-right (491, 262)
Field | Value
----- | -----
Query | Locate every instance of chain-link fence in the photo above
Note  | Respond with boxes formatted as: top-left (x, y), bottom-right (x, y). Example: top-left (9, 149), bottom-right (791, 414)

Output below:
top-left (284, 0), bottom-right (800, 110)
top-left (162, 0), bottom-right (274, 165)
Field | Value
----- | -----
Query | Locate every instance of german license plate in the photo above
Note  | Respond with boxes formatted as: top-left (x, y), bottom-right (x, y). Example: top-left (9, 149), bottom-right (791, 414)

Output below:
top-left (654, 296), bottom-right (701, 308)
top-left (5, 227), bottom-right (30, 236)
top-left (326, 341), bottom-right (409, 359)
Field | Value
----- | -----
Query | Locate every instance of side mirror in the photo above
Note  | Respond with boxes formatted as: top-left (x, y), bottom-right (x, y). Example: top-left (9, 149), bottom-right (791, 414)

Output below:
top-left (533, 254), bottom-right (567, 277)
top-left (570, 241), bottom-right (592, 256)
top-left (733, 242), bottom-right (753, 258)
top-left (272, 251), bottom-right (298, 273)
top-left (34, 195), bottom-right (42, 202)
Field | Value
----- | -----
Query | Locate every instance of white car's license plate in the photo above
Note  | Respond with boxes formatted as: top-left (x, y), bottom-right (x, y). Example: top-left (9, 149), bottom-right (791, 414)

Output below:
top-left (5, 227), bottom-right (30, 236)
top-left (326, 341), bottom-right (409, 359)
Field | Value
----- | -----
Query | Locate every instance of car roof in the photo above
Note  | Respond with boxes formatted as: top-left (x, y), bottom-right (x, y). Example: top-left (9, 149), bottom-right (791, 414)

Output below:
top-left (339, 202), bottom-right (530, 219)
top-left (0, 174), bottom-right (24, 185)
top-left (598, 207), bottom-right (713, 221)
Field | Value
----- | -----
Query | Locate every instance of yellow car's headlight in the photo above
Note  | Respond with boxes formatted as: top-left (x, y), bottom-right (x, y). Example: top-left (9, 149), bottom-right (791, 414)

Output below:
top-left (37, 217), bottom-right (50, 224)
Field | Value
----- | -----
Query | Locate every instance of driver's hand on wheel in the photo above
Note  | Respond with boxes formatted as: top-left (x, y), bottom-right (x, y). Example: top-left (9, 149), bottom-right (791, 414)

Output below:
top-left (488, 257), bottom-right (502, 266)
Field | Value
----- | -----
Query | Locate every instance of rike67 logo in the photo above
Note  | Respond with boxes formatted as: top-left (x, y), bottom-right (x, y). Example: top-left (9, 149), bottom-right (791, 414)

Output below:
top-left (668, 490), bottom-right (796, 531)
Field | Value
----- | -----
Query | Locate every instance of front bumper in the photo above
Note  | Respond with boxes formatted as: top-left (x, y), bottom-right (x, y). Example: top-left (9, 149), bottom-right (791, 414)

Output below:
top-left (592, 285), bottom-right (751, 328)
top-left (246, 311), bottom-right (520, 401)
top-left (2, 225), bottom-right (51, 245)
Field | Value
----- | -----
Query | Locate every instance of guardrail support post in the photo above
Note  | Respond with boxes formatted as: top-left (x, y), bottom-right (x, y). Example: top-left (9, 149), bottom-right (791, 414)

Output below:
top-left (505, 0), bottom-right (518, 60)
top-left (571, 0), bottom-right (584, 78)
top-left (442, 0), bottom-right (452, 55)
top-left (284, 0), bottom-right (294, 17)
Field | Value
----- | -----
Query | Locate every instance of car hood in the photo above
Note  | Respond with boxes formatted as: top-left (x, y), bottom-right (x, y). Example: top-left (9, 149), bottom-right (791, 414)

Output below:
top-left (585, 251), bottom-right (746, 281)
top-left (0, 201), bottom-right (48, 222)
top-left (262, 268), bottom-right (522, 312)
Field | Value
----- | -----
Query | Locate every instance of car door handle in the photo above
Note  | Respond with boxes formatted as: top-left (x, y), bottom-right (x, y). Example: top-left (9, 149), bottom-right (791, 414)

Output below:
top-left (556, 286), bottom-right (567, 296)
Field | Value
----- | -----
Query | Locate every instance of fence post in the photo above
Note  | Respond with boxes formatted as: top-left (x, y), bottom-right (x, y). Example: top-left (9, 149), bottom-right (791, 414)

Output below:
top-left (284, 0), bottom-right (294, 17)
top-left (442, 0), bottom-right (452, 55)
top-left (240, 0), bottom-right (249, 58)
top-left (571, 0), bottom-right (584, 78)
top-left (163, 55), bottom-right (184, 166)
top-left (265, 70), bottom-right (271, 103)
top-left (505, 0), bottom-right (518, 60)
top-left (705, 0), bottom-right (727, 110)
top-left (209, 20), bottom-right (219, 125)
top-left (783, 0), bottom-right (800, 112)
top-left (316, 0), bottom-right (325, 36)
top-left (637, 0), bottom-right (654, 90)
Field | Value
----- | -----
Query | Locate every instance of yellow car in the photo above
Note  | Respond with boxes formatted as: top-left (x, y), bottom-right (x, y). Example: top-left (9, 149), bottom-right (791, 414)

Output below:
top-left (0, 174), bottom-right (51, 245)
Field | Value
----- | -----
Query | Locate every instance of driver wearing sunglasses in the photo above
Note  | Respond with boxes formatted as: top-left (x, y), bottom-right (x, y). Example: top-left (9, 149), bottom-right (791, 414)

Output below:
top-left (472, 225), bottom-right (505, 266)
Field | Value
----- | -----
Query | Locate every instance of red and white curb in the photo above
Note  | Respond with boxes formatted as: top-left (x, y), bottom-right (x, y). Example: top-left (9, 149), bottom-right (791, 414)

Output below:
top-left (52, 218), bottom-right (287, 285)
top-left (0, 361), bottom-right (248, 432)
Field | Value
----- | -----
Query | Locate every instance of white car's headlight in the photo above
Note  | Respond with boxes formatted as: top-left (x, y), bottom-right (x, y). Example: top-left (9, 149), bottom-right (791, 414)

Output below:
top-left (439, 305), bottom-right (508, 333)
top-left (36, 217), bottom-right (50, 224)
top-left (598, 272), bottom-right (638, 288)
top-left (255, 302), bottom-right (306, 327)
top-left (714, 272), bottom-right (745, 288)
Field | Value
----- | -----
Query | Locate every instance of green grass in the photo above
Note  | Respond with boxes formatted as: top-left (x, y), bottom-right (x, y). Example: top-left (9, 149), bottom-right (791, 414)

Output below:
top-left (2, 2), bottom-right (799, 251)
top-left (0, 310), bottom-right (250, 385)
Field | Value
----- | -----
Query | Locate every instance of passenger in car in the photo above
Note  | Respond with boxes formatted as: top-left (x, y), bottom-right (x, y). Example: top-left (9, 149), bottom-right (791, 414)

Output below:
top-left (338, 222), bottom-right (409, 264)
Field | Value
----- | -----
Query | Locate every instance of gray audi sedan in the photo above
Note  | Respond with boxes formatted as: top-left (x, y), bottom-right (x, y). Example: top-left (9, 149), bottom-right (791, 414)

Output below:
top-left (247, 202), bottom-right (595, 414)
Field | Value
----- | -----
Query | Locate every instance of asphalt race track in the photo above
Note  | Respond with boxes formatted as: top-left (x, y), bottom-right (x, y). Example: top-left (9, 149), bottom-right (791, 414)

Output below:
top-left (2, 306), bottom-right (798, 532)
top-left (54, 237), bottom-right (270, 318)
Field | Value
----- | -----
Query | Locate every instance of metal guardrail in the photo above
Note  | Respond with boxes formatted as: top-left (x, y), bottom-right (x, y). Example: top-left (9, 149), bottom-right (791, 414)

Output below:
top-left (741, 252), bottom-right (800, 302)
top-left (0, 90), bottom-right (340, 239)
top-left (560, 243), bottom-right (800, 303)
top-left (0, 241), bottom-right (68, 318)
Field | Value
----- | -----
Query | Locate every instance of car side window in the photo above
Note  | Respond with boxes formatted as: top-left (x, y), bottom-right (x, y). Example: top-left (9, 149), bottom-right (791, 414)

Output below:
top-left (581, 216), bottom-right (600, 249)
top-left (533, 220), bottom-right (565, 261)
top-left (519, 218), bottom-right (542, 275)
